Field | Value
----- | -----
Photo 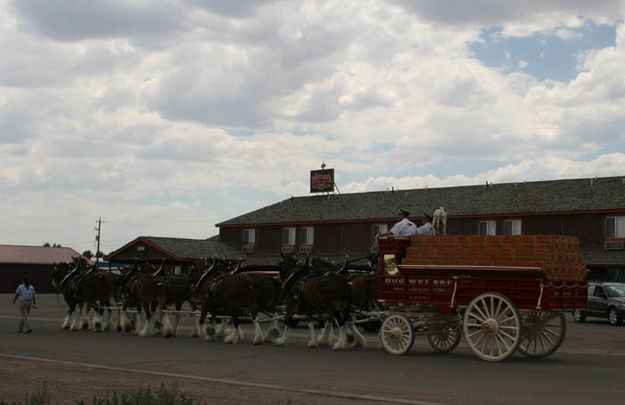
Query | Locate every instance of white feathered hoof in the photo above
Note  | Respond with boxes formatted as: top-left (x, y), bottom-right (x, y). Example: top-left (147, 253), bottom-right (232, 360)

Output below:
top-left (332, 340), bottom-right (347, 351)
top-left (265, 328), bottom-right (281, 343)
top-left (274, 337), bottom-right (286, 346)
top-left (253, 334), bottom-right (264, 345)
top-left (224, 331), bottom-right (238, 344)
top-left (307, 339), bottom-right (319, 348)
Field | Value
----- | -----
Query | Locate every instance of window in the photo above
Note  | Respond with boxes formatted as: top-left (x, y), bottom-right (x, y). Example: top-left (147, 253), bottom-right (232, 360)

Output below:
top-left (503, 220), bottom-right (522, 235)
top-left (281, 227), bottom-right (296, 252)
top-left (478, 221), bottom-right (496, 235)
top-left (606, 216), bottom-right (625, 238)
top-left (593, 286), bottom-right (606, 298)
top-left (299, 226), bottom-right (315, 252)
top-left (372, 224), bottom-right (388, 241)
top-left (242, 228), bottom-right (255, 252)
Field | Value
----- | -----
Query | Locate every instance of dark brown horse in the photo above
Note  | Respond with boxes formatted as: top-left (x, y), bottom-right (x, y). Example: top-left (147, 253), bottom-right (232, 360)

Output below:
top-left (197, 258), bottom-right (271, 344)
top-left (191, 257), bottom-right (229, 339)
top-left (51, 257), bottom-right (115, 332)
top-left (153, 267), bottom-right (196, 338)
top-left (118, 262), bottom-right (159, 336)
top-left (232, 265), bottom-right (283, 343)
top-left (274, 253), bottom-right (352, 350)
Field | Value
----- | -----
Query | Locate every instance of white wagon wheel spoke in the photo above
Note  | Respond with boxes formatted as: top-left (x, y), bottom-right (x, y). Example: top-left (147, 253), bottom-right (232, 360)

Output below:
top-left (380, 315), bottom-right (414, 356)
top-left (463, 292), bottom-right (521, 362)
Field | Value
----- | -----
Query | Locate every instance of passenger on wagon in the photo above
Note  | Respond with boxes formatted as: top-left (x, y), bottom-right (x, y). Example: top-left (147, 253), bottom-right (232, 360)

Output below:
top-left (379, 209), bottom-right (417, 237)
top-left (416, 213), bottom-right (435, 235)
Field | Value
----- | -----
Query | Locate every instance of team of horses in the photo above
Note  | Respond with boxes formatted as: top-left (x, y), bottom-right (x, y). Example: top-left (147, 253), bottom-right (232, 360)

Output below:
top-left (50, 251), bottom-right (379, 350)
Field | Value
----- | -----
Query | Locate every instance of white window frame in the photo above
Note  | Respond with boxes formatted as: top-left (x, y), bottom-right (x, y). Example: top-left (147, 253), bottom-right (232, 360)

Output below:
top-left (503, 220), bottom-right (522, 235)
top-left (606, 216), bottom-right (625, 238)
top-left (282, 227), bottom-right (296, 245)
top-left (243, 228), bottom-right (256, 251)
top-left (300, 226), bottom-right (314, 246)
top-left (478, 220), bottom-right (496, 236)
top-left (281, 227), bottom-right (296, 252)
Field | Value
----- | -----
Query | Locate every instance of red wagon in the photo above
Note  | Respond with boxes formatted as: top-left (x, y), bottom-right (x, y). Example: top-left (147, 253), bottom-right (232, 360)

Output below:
top-left (376, 236), bottom-right (587, 362)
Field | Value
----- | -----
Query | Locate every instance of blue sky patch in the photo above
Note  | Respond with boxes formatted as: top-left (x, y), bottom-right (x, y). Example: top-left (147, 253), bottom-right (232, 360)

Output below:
top-left (470, 22), bottom-right (615, 82)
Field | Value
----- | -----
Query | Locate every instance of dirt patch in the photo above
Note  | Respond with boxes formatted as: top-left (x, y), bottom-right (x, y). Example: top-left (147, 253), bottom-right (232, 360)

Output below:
top-left (0, 357), bottom-right (363, 405)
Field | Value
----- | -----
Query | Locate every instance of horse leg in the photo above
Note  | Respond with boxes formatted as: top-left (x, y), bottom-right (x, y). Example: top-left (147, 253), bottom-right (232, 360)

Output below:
top-left (205, 311), bottom-right (218, 342)
top-left (225, 313), bottom-right (241, 344)
top-left (101, 306), bottom-right (110, 331)
top-left (81, 304), bottom-right (91, 330)
top-left (348, 317), bottom-right (367, 348)
top-left (161, 311), bottom-right (174, 338)
top-left (263, 314), bottom-right (280, 343)
top-left (139, 304), bottom-right (154, 337)
top-left (193, 300), bottom-right (207, 338)
top-left (120, 302), bottom-right (132, 332)
top-left (318, 319), bottom-right (334, 346)
top-left (92, 304), bottom-right (103, 332)
top-left (69, 305), bottom-right (81, 331)
top-left (69, 306), bottom-right (80, 331)
top-left (134, 306), bottom-right (143, 335)
top-left (274, 306), bottom-right (294, 347)
top-left (332, 313), bottom-right (348, 351)
top-left (215, 318), bottom-right (229, 338)
top-left (191, 310), bottom-right (201, 338)
top-left (171, 303), bottom-right (182, 337)
top-left (307, 316), bottom-right (319, 348)
top-left (61, 308), bottom-right (72, 329)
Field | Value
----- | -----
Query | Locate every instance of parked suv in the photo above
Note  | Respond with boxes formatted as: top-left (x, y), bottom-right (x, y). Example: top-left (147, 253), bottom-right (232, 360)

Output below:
top-left (572, 282), bottom-right (625, 326)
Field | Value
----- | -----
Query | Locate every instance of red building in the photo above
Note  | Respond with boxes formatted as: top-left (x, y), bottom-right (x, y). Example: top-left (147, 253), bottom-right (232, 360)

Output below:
top-left (215, 176), bottom-right (625, 280)
top-left (0, 244), bottom-right (84, 293)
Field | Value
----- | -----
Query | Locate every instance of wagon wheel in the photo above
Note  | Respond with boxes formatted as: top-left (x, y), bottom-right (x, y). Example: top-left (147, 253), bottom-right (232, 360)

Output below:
top-left (426, 316), bottom-right (461, 353)
top-left (517, 311), bottom-right (566, 358)
top-left (380, 314), bottom-right (414, 356)
top-left (463, 293), bottom-right (521, 362)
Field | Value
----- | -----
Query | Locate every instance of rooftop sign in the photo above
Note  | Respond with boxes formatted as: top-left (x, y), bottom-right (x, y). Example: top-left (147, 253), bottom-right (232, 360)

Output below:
top-left (310, 168), bottom-right (334, 193)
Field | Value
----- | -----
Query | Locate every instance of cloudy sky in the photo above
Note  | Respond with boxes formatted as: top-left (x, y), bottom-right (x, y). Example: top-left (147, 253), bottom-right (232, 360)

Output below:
top-left (2, 0), bottom-right (625, 255)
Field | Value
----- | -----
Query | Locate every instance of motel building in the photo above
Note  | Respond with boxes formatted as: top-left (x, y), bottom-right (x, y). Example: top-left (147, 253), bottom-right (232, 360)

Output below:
top-left (105, 173), bottom-right (625, 282)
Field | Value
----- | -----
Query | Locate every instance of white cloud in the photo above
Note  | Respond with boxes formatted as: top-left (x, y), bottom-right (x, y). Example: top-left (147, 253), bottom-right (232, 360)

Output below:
top-left (1, 0), bottom-right (625, 253)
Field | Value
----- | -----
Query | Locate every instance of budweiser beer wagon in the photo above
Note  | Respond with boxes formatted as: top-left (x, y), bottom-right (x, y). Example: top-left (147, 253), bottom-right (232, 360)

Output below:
top-left (376, 235), bottom-right (587, 362)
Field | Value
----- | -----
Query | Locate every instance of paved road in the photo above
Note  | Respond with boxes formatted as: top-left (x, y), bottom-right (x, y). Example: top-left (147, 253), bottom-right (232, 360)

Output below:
top-left (1, 294), bottom-right (624, 404)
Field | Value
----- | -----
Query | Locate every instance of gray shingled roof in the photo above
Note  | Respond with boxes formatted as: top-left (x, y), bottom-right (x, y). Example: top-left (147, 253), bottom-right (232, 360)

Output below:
top-left (143, 236), bottom-right (242, 260)
top-left (217, 176), bottom-right (625, 226)
top-left (582, 247), bottom-right (625, 266)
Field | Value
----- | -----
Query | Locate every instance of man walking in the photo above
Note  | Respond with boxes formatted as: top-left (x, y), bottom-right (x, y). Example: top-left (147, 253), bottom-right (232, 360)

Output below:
top-left (13, 277), bottom-right (37, 333)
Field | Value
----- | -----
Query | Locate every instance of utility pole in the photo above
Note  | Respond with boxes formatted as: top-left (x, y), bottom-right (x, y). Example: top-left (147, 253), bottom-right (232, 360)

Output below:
top-left (95, 217), bottom-right (102, 266)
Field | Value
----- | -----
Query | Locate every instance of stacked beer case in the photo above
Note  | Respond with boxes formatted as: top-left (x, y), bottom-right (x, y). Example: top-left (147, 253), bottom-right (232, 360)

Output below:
top-left (401, 235), bottom-right (586, 282)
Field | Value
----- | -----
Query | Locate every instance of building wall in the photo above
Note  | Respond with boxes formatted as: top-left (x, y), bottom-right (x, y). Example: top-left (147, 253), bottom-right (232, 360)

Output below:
top-left (0, 263), bottom-right (55, 293)
top-left (220, 212), bottom-right (621, 268)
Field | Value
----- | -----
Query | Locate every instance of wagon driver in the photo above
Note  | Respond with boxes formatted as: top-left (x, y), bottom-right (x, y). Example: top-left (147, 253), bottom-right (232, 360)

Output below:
top-left (13, 277), bottom-right (37, 333)
top-left (379, 209), bottom-right (417, 237)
